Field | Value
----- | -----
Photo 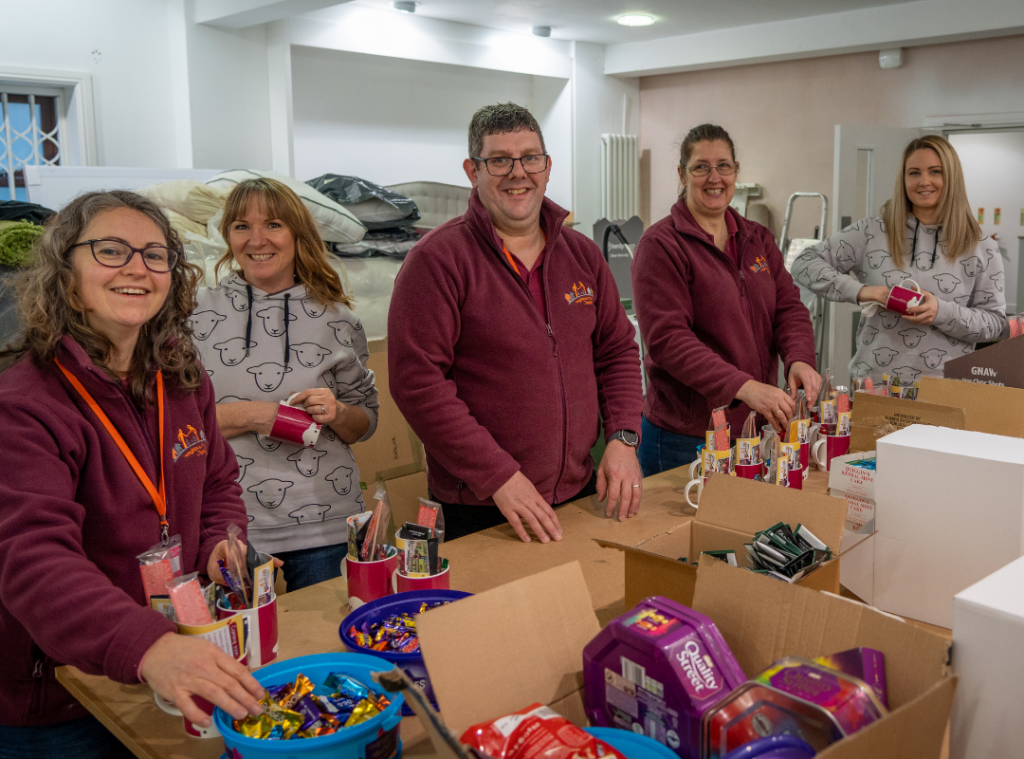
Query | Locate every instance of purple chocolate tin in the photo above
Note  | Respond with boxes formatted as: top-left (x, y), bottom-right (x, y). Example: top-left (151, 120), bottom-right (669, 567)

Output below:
top-left (583, 596), bottom-right (746, 759)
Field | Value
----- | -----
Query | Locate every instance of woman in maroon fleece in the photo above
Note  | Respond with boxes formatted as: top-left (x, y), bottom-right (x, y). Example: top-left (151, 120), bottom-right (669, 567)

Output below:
top-left (0, 192), bottom-right (264, 758)
top-left (632, 124), bottom-right (820, 477)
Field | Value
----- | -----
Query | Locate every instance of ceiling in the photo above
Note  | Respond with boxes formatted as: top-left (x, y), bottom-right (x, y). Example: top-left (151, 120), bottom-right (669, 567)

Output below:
top-left (303, 0), bottom-right (920, 45)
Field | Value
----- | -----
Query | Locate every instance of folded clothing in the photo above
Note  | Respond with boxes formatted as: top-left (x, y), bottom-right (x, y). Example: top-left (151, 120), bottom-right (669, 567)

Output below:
top-left (307, 174), bottom-right (420, 230)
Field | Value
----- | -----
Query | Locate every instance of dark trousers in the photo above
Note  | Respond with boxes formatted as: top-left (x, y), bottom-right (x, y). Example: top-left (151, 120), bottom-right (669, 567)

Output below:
top-left (432, 472), bottom-right (599, 541)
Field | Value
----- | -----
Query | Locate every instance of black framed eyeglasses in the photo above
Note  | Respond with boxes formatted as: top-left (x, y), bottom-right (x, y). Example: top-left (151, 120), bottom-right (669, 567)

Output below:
top-left (473, 154), bottom-right (549, 177)
top-left (686, 161), bottom-right (739, 178)
top-left (70, 239), bottom-right (179, 273)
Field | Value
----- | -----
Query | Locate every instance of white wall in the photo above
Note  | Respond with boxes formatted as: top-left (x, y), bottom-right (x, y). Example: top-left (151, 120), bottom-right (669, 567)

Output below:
top-left (950, 131), bottom-right (1024, 313)
top-left (290, 46), bottom-right (573, 209)
top-left (0, 0), bottom-right (180, 168)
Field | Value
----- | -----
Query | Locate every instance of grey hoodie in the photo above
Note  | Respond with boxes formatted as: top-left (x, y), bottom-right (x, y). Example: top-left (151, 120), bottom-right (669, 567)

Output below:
top-left (791, 216), bottom-right (1005, 383)
top-left (193, 273), bottom-right (378, 554)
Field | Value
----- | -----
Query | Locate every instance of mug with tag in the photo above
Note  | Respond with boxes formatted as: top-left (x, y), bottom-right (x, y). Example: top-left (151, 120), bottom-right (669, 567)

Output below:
top-left (885, 279), bottom-right (923, 314)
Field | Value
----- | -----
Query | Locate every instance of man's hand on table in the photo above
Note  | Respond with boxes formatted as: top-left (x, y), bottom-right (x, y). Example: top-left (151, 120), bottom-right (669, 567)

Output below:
top-left (493, 471), bottom-right (563, 544)
top-left (141, 632), bottom-right (265, 727)
top-left (597, 439), bottom-right (643, 521)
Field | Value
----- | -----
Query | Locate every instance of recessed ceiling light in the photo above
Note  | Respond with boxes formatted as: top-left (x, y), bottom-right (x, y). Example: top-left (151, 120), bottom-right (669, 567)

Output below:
top-left (617, 14), bottom-right (654, 27)
top-left (532, 26), bottom-right (552, 37)
top-left (393, 1), bottom-right (417, 12)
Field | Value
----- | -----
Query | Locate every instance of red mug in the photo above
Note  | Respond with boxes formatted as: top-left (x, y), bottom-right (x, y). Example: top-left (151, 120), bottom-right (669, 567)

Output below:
top-left (343, 547), bottom-right (398, 609)
top-left (812, 434), bottom-right (852, 471)
top-left (216, 593), bottom-right (279, 669)
top-left (786, 465), bottom-right (804, 490)
top-left (392, 565), bottom-right (451, 593)
top-left (267, 401), bottom-right (321, 447)
top-left (886, 279), bottom-right (923, 314)
top-left (735, 462), bottom-right (763, 480)
top-left (154, 691), bottom-right (218, 739)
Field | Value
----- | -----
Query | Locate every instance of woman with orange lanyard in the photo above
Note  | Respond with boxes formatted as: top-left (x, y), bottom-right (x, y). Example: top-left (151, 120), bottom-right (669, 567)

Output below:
top-left (0, 191), bottom-right (265, 758)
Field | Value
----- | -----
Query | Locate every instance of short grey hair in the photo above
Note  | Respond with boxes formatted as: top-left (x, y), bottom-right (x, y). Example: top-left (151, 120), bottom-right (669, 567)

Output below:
top-left (468, 102), bottom-right (546, 160)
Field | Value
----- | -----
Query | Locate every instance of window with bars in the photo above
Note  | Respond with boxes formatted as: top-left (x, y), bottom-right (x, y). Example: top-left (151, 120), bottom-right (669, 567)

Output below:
top-left (1, 88), bottom-right (63, 202)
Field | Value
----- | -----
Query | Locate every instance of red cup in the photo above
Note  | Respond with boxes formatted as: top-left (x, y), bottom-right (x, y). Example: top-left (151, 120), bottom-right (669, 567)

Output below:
top-left (393, 565), bottom-right (451, 593)
top-left (343, 547), bottom-right (398, 608)
top-left (812, 434), bottom-right (851, 471)
top-left (735, 462), bottom-right (764, 480)
top-left (886, 280), bottom-right (923, 314)
top-left (267, 402), bottom-right (321, 447)
top-left (216, 593), bottom-right (279, 669)
top-left (154, 692), bottom-right (219, 739)
top-left (786, 465), bottom-right (804, 489)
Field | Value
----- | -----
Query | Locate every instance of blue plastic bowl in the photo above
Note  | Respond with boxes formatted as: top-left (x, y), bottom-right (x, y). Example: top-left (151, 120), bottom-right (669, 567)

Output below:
top-left (585, 727), bottom-right (680, 759)
top-left (213, 652), bottom-right (404, 759)
top-left (339, 589), bottom-right (472, 716)
top-left (722, 735), bottom-right (817, 758)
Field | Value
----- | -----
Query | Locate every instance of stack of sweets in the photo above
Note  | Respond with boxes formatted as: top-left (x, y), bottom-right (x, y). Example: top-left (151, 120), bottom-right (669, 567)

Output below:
top-left (397, 498), bottom-right (447, 576)
top-left (233, 672), bottom-right (390, 740)
top-left (216, 523), bottom-right (275, 611)
top-left (346, 601), bottom-right (449, 654)
top-left (744, 522), bottom-right (831, 582)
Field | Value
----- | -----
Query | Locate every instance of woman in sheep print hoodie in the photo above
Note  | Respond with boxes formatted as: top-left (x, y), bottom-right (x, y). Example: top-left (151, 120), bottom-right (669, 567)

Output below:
top-left (792, 135), bottom-right (1004, 384)
top-left (193, 178), bottom-right (378, 590)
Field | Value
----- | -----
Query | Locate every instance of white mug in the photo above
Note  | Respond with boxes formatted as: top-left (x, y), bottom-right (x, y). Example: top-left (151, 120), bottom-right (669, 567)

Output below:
top-left (684, 477), bottom-right (703, 508)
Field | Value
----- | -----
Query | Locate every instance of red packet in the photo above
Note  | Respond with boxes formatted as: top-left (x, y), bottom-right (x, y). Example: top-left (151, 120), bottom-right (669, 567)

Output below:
top-left (711, 406), bottom-right (730, 453)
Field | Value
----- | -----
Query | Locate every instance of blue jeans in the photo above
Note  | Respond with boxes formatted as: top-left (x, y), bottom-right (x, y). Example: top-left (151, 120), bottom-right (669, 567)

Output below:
top-left (638, 416), bottom-right (704, 478)
top-left (275, 542), bottom-right (347, 592)
top-left (0, 715), bottom-right (134, 759)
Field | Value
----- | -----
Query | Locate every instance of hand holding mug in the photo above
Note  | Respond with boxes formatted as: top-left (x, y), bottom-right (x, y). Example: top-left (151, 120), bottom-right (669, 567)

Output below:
top-left (902, 289), bottom-right (939, 325)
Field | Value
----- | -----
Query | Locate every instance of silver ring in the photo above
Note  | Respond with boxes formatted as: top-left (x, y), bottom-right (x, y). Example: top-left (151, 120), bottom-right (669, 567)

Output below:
top-left (321, 404), bottom-right (326, 415)
top-left (631, 484), bottom-right (641, 488)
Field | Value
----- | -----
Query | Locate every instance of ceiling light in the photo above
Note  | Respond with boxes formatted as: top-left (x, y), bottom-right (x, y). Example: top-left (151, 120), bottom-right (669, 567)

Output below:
top-left (617, 14), bottom-right (654, 27)
top-left (532, 26), bottom-right (552, 37)
top-left (393, 1), bottom-right (416, 12)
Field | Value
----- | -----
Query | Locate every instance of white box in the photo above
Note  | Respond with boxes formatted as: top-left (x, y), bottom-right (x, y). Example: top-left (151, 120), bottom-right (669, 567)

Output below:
top-left (874, 424), bottom-right (1024, 627)
top-left (951, 554), bottom-right (1024, 759)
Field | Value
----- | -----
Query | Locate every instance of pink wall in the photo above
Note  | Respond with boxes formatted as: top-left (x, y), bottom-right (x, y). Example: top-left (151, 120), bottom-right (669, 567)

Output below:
top-left (639, 34), bottom-right (1024, 239)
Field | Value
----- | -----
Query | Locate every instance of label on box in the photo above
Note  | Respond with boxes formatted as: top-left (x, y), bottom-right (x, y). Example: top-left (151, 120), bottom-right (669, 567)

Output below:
top-left (669, 632), bottom-right (726, 702)
top-left (841, 494), bottom-right (875, 530)
top-left (625, 607), bottom-right (682, 637)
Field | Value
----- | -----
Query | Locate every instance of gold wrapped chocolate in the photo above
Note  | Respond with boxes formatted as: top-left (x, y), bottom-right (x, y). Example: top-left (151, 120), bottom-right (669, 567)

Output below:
top-left (234, 715), bottom-right (267, 738)
top-left (343, 699), bottom-right (380, 727)
top-left (280, 673), bottom-right (314, 710)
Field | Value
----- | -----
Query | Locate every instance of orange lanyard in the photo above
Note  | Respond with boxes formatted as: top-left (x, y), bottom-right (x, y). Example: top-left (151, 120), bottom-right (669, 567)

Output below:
top-left (55, 359), bottom-right (169, 544)
top-left (502, 245), bottom-right (522, 278)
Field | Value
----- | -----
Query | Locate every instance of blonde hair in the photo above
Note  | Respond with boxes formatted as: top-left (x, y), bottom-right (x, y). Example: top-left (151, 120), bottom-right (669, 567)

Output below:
top-left (2, 191), bottom-right (204, 406)
top-left (215, 178), bottom-right (352, 309)
top-left (881, 135), bottom-right (980, 268)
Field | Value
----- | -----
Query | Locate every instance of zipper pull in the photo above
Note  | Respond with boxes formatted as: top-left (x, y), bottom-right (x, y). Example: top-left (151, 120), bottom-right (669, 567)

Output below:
top-left (546, 324), bottom-right (557, 356)
top-left (33, 658), bottom-right (43, 678)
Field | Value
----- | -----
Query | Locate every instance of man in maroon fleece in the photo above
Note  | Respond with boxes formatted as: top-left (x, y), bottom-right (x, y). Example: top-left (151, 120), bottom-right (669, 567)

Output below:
top-left (389, 103), bottom-right (643, 543)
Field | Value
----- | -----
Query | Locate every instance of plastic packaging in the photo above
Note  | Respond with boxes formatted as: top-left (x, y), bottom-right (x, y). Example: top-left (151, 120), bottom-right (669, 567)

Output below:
top-left (137, 535), bottom-right (182, 605)
top-left (227, 524), bottom-right (251, 607)
top-left (417, 497), bottom-right (446, 544)
top-left (462, 703), bottom-right (627, 759)
top-left (166, 572), bottom-right (214, 626)
top-left (360, 487), bottom-right (392, 562)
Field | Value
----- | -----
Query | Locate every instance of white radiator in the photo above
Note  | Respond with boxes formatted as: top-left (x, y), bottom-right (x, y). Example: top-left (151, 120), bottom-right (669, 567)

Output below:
top-left (600, 134), bottom-right (639, 221)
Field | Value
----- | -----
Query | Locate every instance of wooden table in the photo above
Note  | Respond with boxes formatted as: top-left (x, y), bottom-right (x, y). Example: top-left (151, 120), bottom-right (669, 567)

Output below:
top-left (56, 467), bottom-right (947, 758)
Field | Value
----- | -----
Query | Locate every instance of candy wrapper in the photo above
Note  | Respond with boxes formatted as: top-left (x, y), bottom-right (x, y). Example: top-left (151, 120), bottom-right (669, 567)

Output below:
top-left (462, 704), bottom-right (627, 759)
top-left (417, 497), bottom-right (446, 544)
top-left (166, 572), bottom-right (213, 626)
top-left (346, 601), bottom-right (449, 654)
top-left (137, 535), bottom-right (182, 605)
top-left (226, 524), bottom-right (251, 608)
top-left (348, 512), bottom-right (373, 560)
top-left (360, 487), bottom-right (392, 562)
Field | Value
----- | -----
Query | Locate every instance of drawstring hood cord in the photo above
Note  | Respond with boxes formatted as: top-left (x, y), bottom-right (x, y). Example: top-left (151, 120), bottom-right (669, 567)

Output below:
top-left (244, 284), bottom-right (254, 358)
top-left (283, 293), bottom-right (291, 367)
top-left (910, 217), bottom-right (940, 270)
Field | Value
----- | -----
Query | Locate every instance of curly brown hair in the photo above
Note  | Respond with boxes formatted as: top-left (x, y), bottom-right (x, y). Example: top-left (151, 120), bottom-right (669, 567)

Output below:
top-left (215, 178), bottom-right (352, 309)
top-left (2, 190), bottom-right (204, 405)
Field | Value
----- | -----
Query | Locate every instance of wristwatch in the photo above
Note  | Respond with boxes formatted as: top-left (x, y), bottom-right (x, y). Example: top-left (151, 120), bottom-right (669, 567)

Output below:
top-left (608, 430), bottom-right (639, 448)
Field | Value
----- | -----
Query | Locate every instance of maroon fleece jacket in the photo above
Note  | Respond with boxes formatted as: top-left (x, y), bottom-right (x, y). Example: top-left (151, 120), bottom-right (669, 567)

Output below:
top-left (632, 200), bottom-right (816, 438)
top-left (0, 337), bottom-right (245, 726)
top-left (388, 191), bottom-right (642, 506)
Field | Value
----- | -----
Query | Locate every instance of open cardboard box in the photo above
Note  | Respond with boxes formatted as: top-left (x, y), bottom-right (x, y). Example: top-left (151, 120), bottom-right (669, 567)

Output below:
top-left (850, 392), bottom-right (966, 453)
top-left (943, 334), bottom-right (1024, 389)
top-left (410, 558), bottom-right (954, 759)
top-left (918, 376), bottom-right (1024, 438)
top-left (594, 474), bottom-right (848, 610)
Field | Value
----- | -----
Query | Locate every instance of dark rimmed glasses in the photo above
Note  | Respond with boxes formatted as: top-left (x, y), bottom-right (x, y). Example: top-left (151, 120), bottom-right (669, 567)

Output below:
top-left (473, 154), bottom-right (549, 176)
top-left (686, 161), bottom-right (739, 177)
top-left (70, 239), bottom-right (180, 273)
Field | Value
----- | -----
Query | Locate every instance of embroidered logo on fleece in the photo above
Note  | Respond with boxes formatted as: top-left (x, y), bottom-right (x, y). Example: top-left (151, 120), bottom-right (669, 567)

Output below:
top-left (750, 255), bottom-right (770, 275)
top-left (172, 424), bottom-right (208, 462)
top-left (564, 281), bottom-right (595, 306)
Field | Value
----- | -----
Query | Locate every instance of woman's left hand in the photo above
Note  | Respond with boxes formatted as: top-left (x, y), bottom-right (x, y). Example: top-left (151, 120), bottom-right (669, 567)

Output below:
top-left (903, 290), bottom-right (940, 325)
top-left (288, 388), bottom-right (339, 425)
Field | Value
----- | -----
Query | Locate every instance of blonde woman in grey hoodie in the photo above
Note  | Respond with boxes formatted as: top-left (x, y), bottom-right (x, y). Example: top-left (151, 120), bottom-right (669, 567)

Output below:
top-left (192, 178), bottom-right (378, 590)
top-left (792, 135), bottom-right (1004, 385)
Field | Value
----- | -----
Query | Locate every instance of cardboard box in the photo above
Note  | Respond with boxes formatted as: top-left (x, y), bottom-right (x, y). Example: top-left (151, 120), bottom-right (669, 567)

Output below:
top-left (413, 558), bottom-right (954, 759)
top-left (918, 376), bottom-right (1024, 438)
top-left (950, 554), bottom-right (1024, 759)
top-left (850, 392), bottom-right (966, 453)
top-left (943, 334), bottom-right (1024, 389)
top-left (352, 338), bottom-right (425, 487)
top-left (596, 474), bottom-right (847, 610)
top-left (874, 424), bottom-right (1024, 627)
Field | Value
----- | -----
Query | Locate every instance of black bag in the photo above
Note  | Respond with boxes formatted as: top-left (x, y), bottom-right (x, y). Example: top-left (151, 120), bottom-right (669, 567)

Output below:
top-left (0, 200), bottom-right (55, 225)
top-left (306, 175), bottom-right (419, 230)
